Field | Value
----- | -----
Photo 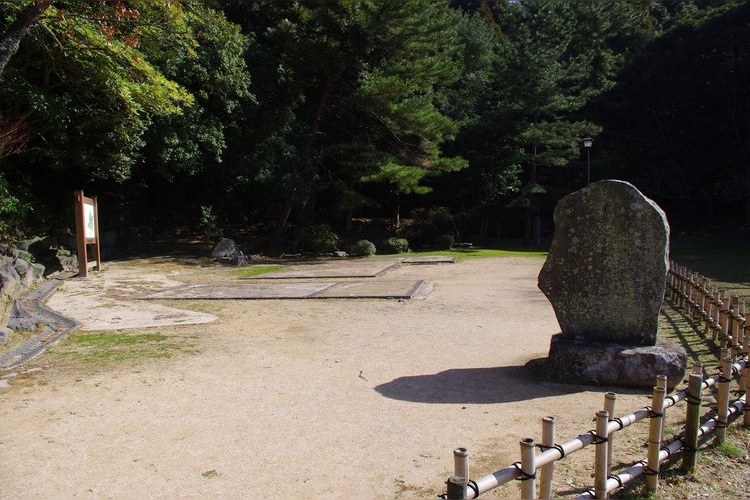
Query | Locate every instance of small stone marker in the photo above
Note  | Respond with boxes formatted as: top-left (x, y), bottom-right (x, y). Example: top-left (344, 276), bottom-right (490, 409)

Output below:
top-left (539, 180), bottom-right (686, 388)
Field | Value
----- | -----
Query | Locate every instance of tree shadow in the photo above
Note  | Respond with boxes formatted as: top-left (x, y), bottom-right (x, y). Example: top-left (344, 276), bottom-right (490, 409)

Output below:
top-left (374, 359), bottom-right (594, 404)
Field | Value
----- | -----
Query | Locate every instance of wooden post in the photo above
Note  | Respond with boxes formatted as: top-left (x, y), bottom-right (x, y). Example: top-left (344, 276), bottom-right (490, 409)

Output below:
top-left (74, 190), bottom-right (89, 278)
top-left (73, 189), bottom-right (101, 277)
top-left (604, 392), bottom-right (617, 477)
top-left (539, 417), bottom-right (555, 500)
top-left (646, 385), bottom-right (666, 493)
top-left (744, 361), bottom-right (750, 427)
top-left (594, 410), bottom-right (610, 499)
top-left (716, 355), bottom-right (732, 444)
top-left (519, 438), bottom-right (536, 500)
top-left (682, 372), bottom-right (703, 473)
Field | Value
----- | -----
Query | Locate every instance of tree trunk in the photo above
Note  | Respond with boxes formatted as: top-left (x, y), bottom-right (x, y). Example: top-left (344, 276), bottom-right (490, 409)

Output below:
top-left (268, 78), bottom-right (334, 249)
top-left (393, 195), bottom-right (400, 230)
top-left (267, 202), bottom-right (293, 255)
top-left (0, 1), bottom-right (51, 77)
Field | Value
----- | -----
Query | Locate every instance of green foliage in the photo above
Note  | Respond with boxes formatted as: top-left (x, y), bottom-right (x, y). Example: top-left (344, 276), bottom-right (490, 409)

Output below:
top-left (198, 205), bottom-right (222, 242)
top-left (349, 239), bottom-right (376, 257)
top-left (300, 224), bottom-right (338, 254)
top-left (0, 174), bottom-right (30, 243)
top-left (410, 206), bottom-right (455, 249)
top-left (380, 237), bottom-right (410, 255)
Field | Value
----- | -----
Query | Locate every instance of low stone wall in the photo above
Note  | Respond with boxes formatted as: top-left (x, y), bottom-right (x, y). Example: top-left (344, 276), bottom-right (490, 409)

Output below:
top-left (0, 247), bottom-right (46, 343)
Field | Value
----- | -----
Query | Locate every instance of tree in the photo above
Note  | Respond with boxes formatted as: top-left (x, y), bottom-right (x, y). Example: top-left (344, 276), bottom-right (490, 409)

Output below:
top-left (219, 0), bottom-right (470, 248)
top-left (596, 0), bottom-right (750, 227)
top-left (449, 0), bottom-right (652, 243)
top-left (0, 0), bottom-right (241, 233)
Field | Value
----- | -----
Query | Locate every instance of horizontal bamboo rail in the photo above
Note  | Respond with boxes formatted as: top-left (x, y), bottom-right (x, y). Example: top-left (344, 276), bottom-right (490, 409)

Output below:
top-left (441, 262), bottom-right (749, 499)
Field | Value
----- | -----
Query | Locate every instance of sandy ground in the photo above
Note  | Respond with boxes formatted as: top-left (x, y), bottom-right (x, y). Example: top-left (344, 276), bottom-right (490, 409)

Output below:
top-left (0, 257), bottom-right (655, 499)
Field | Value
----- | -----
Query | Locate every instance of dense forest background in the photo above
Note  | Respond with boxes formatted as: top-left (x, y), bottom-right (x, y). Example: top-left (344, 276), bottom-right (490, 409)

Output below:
top-left (0, 0), bottom-right (748, 254)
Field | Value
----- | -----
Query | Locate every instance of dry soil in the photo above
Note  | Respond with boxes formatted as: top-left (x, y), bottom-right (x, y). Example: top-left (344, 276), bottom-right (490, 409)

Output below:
top-left (0, 256), bottom-right (657, 499)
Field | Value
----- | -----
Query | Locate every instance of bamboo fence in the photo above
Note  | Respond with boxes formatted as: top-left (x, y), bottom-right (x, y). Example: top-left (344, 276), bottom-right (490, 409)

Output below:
top-left (440, 262), bottom-right (749, 499)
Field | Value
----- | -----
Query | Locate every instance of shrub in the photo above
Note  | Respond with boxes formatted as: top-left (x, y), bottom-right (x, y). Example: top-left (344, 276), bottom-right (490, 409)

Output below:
top-left (379, 237), bottom-right (409, 254)
top-left (433, 233), bottom-right (455, 250)
top-left (350, 239), bottom-right (376, 257)
top-left (301, 224), bottom-right (338, 253)
top-left (410, 206), bottom-right (455, 249)
top-left (198, 205), bottom-right (222, 242)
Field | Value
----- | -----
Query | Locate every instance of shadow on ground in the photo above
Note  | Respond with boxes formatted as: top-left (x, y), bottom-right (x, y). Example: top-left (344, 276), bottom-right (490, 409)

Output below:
top-left (374, 359), bottom-right (594, 404)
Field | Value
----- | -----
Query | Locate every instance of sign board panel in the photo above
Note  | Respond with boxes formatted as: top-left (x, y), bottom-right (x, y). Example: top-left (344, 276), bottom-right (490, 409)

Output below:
top-left (84, 201), bottom-right (96, 239)
top-left (74, 190), bottom-right (101, 277)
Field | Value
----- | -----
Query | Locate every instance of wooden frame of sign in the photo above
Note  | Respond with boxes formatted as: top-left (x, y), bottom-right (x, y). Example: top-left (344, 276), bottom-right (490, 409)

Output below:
top-left (74, 190), bottom-right (101, 277)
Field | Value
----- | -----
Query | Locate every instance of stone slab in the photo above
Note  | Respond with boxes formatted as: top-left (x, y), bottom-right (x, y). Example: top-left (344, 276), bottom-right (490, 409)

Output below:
top-left (312, 280), bottom-right (424, 299)
top-left (248, 260), bottom-right (399, 279)
top-left (546, 334), bottom-right (687, 389)
top-left (144, 282), bottom-right (335, 300)
top-left (401, 256), bottom-right (456, 265)
top-left (539, 180), bottom-right (670, 345)
top-left (143, 280), bottom-right (425, 300)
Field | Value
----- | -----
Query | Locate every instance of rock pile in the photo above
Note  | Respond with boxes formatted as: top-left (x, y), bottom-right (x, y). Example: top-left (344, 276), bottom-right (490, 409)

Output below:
top-left (0, 247), bottom-right (46, 343)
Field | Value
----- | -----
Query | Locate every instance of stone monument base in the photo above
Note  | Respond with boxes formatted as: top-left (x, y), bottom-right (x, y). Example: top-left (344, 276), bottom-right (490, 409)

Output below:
top-left (547, 334), bottom-right (688, 389)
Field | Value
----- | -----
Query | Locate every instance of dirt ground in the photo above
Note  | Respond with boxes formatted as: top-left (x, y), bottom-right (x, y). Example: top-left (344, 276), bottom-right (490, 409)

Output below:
top-left (0, 256), bottom-right (661, 499)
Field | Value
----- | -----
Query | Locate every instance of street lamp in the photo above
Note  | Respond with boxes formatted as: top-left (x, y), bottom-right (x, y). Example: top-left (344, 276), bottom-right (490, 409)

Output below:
top-left (582, 137), bottom-right (593, 186)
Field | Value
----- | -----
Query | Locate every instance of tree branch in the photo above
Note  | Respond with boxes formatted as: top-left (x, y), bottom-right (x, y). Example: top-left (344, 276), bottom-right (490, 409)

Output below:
top-left (0, 1), bottom-right (52, 77)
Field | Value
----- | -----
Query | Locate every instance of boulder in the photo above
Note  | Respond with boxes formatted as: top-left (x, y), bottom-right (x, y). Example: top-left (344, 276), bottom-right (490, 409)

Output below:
top-left (0, 264), bottom-right (21, 328)
top-left (211, 238), bottom-right (248, 266)
top-left (547, 334), bottom-right (687, 389)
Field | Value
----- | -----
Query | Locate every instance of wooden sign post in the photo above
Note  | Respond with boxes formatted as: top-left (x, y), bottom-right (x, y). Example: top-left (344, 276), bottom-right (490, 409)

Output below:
top-left (74, 190), bottom-right (101, 277)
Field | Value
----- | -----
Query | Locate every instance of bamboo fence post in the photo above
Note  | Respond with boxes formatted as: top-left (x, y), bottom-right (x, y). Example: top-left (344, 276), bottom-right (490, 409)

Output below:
top-left (711, 289), bottom-right (721, 340)
top-left (453, 447), bottom-right (469, 487)
top-left (594, 410), bottom-right (610, 499)
top-left (744, 361), bottom-right (750, 427)
top-left (446, 476), bottom-right (468, 500)
top-left (737, 297), bottom-right (747, 354)
top-left (715, 355), bottom-right (733, 444)
top-left (682, 372), bottom-right (703, 473)
top-left (719, 291), bottom-right (729, 343)
top-left (698, 277), bottom-right (708, 322)
top-left (519, 438), bottom-right (536, 500)
top-left (729, 295), bottom-right (742, 356)
top-left (656, 375), bottom-right (668, 441)
top-left (604, 392), bottom-right (617, 476)
top-left (646, 385), bottom-right (666, 493)
top-left (539, 417), bottom-right (555, 500)
top-left (703, 285), bottom-right (716, 337)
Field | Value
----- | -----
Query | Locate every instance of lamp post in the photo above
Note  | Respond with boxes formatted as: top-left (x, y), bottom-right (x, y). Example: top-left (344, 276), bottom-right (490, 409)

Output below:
top-left (582, 137), bottom-right (593, 186)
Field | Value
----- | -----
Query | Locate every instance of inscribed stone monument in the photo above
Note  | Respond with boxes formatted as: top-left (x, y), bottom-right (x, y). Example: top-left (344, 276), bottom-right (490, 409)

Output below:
top-left (539, 180), bottom-right (686, 388)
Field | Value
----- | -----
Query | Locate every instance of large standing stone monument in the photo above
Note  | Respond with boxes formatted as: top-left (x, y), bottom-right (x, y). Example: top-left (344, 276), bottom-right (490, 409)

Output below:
top-left (539, 180), bottom-right (686, 388)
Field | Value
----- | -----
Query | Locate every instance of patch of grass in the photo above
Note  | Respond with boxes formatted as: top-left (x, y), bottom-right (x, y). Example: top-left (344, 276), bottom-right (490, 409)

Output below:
top-left (718, 440), bottom-right (744, 459)
top-left (235, 264), bottom-right (284, 278)
top-left (51, 331), bottom-right (193, 367)
top-left (670, 232), bottom-right (750, 285)
top-left (397, 247), bottom-right (548, 260)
